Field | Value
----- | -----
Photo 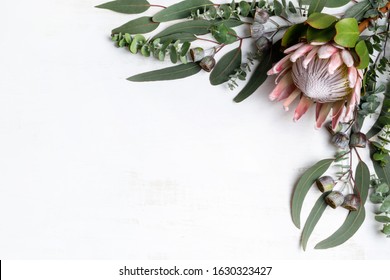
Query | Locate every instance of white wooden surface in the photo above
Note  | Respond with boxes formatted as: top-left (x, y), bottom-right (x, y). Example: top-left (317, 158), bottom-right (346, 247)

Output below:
top-left (0, 0), bottom-right (389, 259)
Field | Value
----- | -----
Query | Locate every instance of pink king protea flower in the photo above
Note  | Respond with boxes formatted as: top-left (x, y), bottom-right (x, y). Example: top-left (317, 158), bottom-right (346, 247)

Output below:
top-left (267, 42), bottom-right (363, 129)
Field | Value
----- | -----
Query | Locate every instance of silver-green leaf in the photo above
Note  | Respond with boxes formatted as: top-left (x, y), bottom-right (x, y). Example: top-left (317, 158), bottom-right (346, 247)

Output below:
top-left (96, 0), bottom-right (150, 14)
top-left (127, 63), bottom-right (202, 82)
top-left (291, 158), bottom-right (334, 228)
top-left (153, 0), bottom-right (213, 22)
top-left (209, 47), bottom-right (242, 85)
top-left (112, 17), bottom-right (159, 35)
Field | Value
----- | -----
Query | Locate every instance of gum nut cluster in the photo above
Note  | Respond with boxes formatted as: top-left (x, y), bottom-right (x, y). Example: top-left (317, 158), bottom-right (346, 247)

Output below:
top-left (267, 42), bottom-right (363, 129)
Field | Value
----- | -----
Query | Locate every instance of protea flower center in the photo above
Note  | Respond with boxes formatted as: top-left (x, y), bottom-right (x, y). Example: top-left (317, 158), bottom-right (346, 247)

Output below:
top-left (291, 56), bottom-right (352, 103)
top-left (267, 42), bottom-right (363, 129)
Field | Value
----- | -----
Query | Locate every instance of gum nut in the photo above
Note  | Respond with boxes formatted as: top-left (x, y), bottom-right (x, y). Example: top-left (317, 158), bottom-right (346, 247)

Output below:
top-left (325, 191), bottom-right (345, 209)
top-left (349, 132), bottom-right (367, 148)
top-left (316, 176), bottom-right (335, 192)
top-left (331, 132), bottom-right (350, 149)
top-left (326, 121), bottom-right (343, 134)
top-left (199, 56), bottom-right (216, 72)
top-left (190, 47), bottom-right (205, 62)
top-left (342, 194), bottom-right (361, 211)
top-left (256, 36), bottom-right (272, 52)
top-left (254, 8), bottom-right (269, 24)
top-left (250, 22), bottom-right (265, 40)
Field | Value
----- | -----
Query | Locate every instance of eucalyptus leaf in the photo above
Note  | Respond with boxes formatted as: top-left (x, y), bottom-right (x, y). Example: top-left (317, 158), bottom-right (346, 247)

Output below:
top-left (112, 17), bottom-right (159, 35)
top-left (366, 90), bottom-right (390, 139)
top-left (375, 215), bottom-right (390, 223)
top-left (354, 161), bottom-right (370, 204)
top-left (306, 13), bottom-right (338, 29)
top-left (273, 0), bottom-right (283, 16)
top-left (288, 2), bottom-right (297, 13)
top-left (96, 0), bottom-right (150, 14)
top-left (380, 201), bottom-right (390, 213)
top-left (291, 159), bottom-right (334, 229)
top-left (210, 47), bottom-right (242, 85)
top-left (343, 0), bottom-right (371, 21)
top-left (301, 192), bottom-right (329, 251)
top-left (153, 0), bottom-right (213, 22)
top-left (153, 20), bottom-right (212, 39)
top-left (170, 46), bottom-right (178, 63)
top-left (334, 18), bottom-right (359, 48)
top-left (324, 0), bottom-right (351, 7)
top-left (370, 146), bottom-right (390, 185)
top-left (315, 207), bottom-right (366, 249)
top-left (159, 33), bottom-right (197, 43)
top-left (355, 41), bottom-right (369, 69)
top-left (308, 0), bottom-right (327, 16)
top-left (130, 34), bottom-right (145, 54)
top-left (127, 63), bottom-right (202, 82)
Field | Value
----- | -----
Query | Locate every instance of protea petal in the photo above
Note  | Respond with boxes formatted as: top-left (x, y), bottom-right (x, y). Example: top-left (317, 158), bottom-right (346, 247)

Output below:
top-left (283, 88), bottom-right (301, 111)
top-left (293, 96), bottom-right (313, 121)
top-left (284, 42), bottom-right (305, 54)
top-left (341, 49), bottom-right (354, 67)
top-left (269, 74), bottom-right (294, 101)
top-left (275, 67), bottom-right (291, 84)
top-left (354, 78), bottom-right (362, 104)
top-left (290, 44), bottom-right (314, 62)
top-left (332, 100), bottom-right (345, 129)
top-left (316, 103), bottom-right (333, 128)
top-left (267, 54), bottom-right (293, 75)
top-left (318, 44), bottom-right (338, 59)
top-left (348, 67), bottom-right (357, 88)
top-left (328, 52), bottom-right (343, 75)
top-left (303, 46), bottom-right (319, 69)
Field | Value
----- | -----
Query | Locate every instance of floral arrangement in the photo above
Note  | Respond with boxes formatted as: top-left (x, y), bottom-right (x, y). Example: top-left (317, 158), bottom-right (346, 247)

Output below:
top-left (97, 0), bottom-right (390, 250)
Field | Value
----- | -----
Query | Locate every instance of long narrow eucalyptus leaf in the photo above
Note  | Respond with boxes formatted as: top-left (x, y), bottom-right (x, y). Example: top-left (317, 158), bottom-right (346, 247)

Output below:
top-left (354, 161), bottom-right (370, 204)
top-left (127, 63), bottom-right (202, 82)
top-left (342, 0), bottom-right (371, 21)
top-left (210, 47), bottom-right (242, 85)
top-left (233, 49), bottom-right (272, 103)
top-left (291, 159), bottom-right (334, 229)
top-left (308, 0), bottom-right (327, 16)
top-left (315, 208), bottom-right (366, 249)
top-left (96, 0), bottom-right (150, 14)
top-left (112, 17), bottom-right (159, 35)
top-left (153, 0), bottom-right (213, 22)
top-left (153, 20), bottom-right (212, 39)
top-left (301, 192), bottom-right (329, 251)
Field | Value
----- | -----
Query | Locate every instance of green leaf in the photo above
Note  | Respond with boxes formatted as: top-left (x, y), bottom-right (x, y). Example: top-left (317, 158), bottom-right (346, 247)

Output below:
top-left (380, 201), bottom-right (390, 213)
top-left (334, 18), bottom-right (359, 48)
top-left (375, 215), bottom-right (390, 223)
top-left (170, 46), bottom-right (178, 64)
top-left (291, 159), bottom-right (334, 229)
top-left (180, 41), bottom-right (191, 56)
top-left (366, 92), bottom-right (390, 139)
top-left (153, 20), bottom-right (212, 39)
top-left (301, 192), bottom-right (329, 251)
top-left (325, 0), bottom-right (351, 8)
top-left (306, 13), bottom-right (338, 29)
top-left (355, 41), bottom-right (369, 69)
top-left (210, 47), bottom-right (242, 85)
top-left (370, 146), bottom-right (390, 185)
top-left (96, 0), bottom-right (150, 14)
top-left (315, 207), bottom-right (366, 249)
top-left (127, 63), bottom-right (202, 82)
top-left (308, 0), bottom-right (327, 16)
top-left (233, 48), bottom-right (275, 102)
top-left (112, 17), bottom-right (159, 35)
top-left (282, 23), bottom-right (307, 47)
top-left (129, 34), bottom-right (145, 54)
top-left (354, 161), bottom-right (370, 204)
top-left (159, 33), bottom-right (197, 43)
top-left (240, 1), bottom-right (251, 17)
top-left (288, 1), bottom-right (297, 13)
top-left (214, 19), bottom-right (244, 28)
top-left (273, 0), bottom-right (283, 16)
top-left (343, 0), bottom-right (371, 21)
top-left (211, 23), bottom-right (237, 44)
top-left (307, 25), bottom-right (336, 43)
top-left (220, 4), bottom-right (232, 19)
top-left (153, 0), bottom-right (213, 22)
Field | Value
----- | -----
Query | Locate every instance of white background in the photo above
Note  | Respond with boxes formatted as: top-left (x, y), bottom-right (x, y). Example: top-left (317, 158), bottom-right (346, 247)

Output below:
top-left (0, 0), bottom-right (389, 259)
